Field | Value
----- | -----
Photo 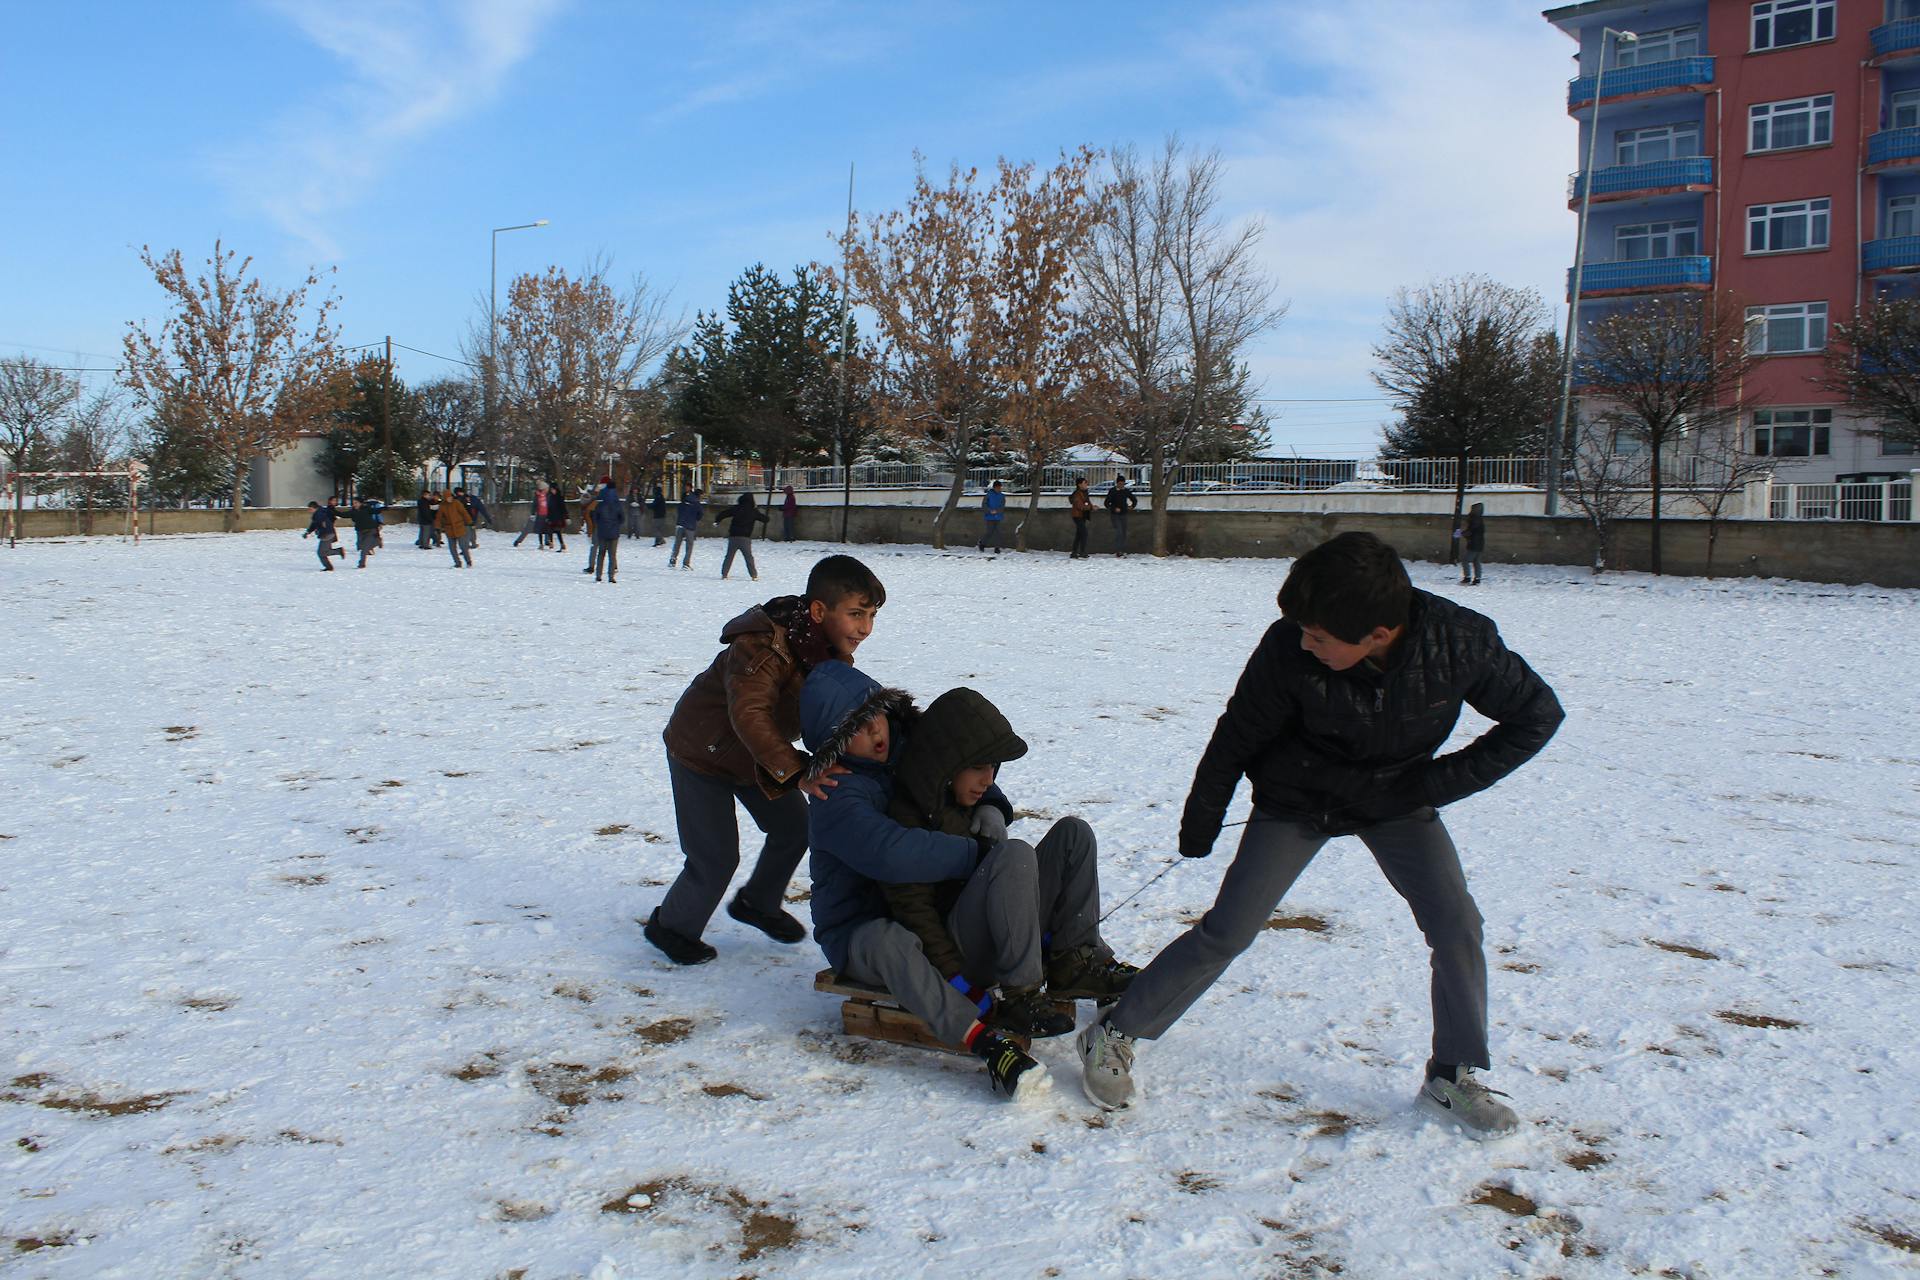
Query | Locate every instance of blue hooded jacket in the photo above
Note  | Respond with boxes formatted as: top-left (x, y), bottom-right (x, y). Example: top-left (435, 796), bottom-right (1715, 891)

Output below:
top-left (676, 494), bottom-right (704, 530)
top-left (800, 661), bottom-right (977, 971)
top-left (593, 484), bottom-right (625, 536)
top-left (981, 486), bottom-right (1006, 522)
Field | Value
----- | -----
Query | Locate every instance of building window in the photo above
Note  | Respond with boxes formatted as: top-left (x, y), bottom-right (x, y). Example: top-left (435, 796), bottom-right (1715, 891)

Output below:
top-left (1753, 408), bottom-right (1832, 456)
top-left (1746, 302), bottom-right (1829, 353)
top-left (1617, 220), bottom-right (1699, 260)
top-left (1893, 0), bottom-right (1920, 21)
top-left (1616, 25), bottom-right (1701, 66)
top-left (1888, 194), bottom-right (1920, 238)
top-left (1747, 198), bottom-right (1830, 253)
top-left (1882, 434), bottom-right (1917, 455)
top-left (1752, 0), bottom-right (1836, 51)
top-left (1750, 95), bottom-right (1835, 151)
top-left (1616, 124), bottom-right (1702, 165)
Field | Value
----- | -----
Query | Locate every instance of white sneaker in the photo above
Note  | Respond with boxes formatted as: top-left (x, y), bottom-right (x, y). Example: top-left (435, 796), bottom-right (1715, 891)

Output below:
top-left (1416, 1067), bottom-right (1519, 1140)
top-left (1076, 1012), bottom-right (1136, 1110)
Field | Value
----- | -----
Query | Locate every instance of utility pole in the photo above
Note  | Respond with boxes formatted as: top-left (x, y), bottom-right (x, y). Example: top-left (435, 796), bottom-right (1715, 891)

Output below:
top-left (382, 335), bottom-right (394, 503)
top-left (837, 161), bottom-right (855, 543)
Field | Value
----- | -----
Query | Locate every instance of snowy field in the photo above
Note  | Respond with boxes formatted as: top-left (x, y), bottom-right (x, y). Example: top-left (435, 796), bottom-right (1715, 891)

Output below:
top-left (3, 528), bottom-right (1918, 1280)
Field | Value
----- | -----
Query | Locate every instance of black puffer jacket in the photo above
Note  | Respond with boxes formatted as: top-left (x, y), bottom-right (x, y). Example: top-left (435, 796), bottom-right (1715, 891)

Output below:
top-left (1180, 590), bottom-right (1563, 847)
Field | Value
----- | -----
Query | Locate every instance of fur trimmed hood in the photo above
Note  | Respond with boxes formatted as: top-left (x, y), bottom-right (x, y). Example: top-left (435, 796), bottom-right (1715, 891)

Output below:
top-left (799, 660), bottom-right (917, 781)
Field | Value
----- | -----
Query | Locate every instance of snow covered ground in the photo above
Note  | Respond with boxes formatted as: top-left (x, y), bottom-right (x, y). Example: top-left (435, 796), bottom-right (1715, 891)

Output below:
top-left (3, 529), bottom-right (1917, 1279)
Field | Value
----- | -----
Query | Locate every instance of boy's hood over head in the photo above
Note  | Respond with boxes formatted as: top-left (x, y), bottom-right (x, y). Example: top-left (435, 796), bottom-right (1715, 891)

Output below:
top-left (801, 660), bottom-right (916, 778)
top-left (894, 687), bottom-right (1027, 817)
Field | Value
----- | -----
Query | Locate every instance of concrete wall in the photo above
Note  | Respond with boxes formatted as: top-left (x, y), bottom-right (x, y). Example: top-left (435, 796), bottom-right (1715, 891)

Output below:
top-left (8, 502), bottom-right (1916, 588)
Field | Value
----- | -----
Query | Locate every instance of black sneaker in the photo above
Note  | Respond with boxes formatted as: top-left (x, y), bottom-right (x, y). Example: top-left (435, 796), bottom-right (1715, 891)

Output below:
top-left (725, 894), bottom-right (806, 944)
top-left (989, 986), bottom-right (1076, 1039)
top-left (973, 1031), bottom-right (1052, 1103)
top-left (641, 909), bottom-right (716, 965)
top-left (1045, 945), bottom-right (1140, 1003)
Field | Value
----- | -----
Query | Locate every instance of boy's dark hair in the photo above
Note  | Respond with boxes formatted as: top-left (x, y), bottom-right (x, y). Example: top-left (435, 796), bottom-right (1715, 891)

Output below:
top-left (307, 500), bottom-right (319, 509)
top-left (1277, 531), bottom-right (1411, 643)
top-left (806, 554), bottom-right (886, 609)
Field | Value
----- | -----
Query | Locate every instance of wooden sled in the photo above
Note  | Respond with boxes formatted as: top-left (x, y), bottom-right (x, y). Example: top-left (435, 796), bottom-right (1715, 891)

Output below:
top-left (813, 968), bottom-right (1030, 1056)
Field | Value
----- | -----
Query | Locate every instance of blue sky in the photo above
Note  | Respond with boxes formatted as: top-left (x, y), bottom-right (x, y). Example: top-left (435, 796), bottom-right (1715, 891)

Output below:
top-left (1, 1), bottom-right (1581, 456)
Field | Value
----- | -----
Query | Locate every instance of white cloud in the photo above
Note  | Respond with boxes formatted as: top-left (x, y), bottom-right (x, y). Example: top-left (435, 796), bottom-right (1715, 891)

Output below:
top-left (211, 0), bottom-right (567, 256)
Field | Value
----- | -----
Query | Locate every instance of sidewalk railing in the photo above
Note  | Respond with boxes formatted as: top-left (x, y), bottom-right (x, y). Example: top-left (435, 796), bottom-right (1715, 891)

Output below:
top-left (1769, 479), bottom-right (1914, 522)
top-left (774, 457), bottom-right (1554, 496)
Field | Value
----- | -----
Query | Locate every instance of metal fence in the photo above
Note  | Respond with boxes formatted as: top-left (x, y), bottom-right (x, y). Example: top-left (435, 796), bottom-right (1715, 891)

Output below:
top-left (1769, 479), bottom-right (1914, 522)
top-left (774, 456), bottom-right (1550, 495)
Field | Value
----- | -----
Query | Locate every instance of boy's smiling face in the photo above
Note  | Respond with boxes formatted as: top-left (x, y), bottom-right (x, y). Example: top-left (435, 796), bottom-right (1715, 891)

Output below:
top-left (950, 763), bottom-right (997, 808)
top-left (843, 713), bottom-right (890, 763)
top-left (811, 594), bottom-right (879, 656)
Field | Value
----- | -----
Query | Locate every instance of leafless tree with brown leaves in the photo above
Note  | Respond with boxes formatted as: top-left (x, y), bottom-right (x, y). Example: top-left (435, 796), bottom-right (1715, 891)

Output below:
top-left (1818, 296), bottom-right (1920, 452)
top-left (492, 259), bottom-right (683, 487)
top-left (120, 242), bottom-right (347, 530)
top-left (1, 355), bottom-right (80, 542)
top-left (1079, 138), bottom-right (1286, 556)
top-left (1577, 292), bottom-right (1760, 575)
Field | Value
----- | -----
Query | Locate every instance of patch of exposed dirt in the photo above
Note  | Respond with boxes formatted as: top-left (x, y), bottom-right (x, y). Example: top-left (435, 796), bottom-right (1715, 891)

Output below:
top-left (1859, 1220), bottom-right (1920, 1254)
top-left (495, 1199), bottom-right (551, 1223)
top-left (278, 873), bottom-right (328, 887)
top-left (1258, 1086), bottom-right (1299, 1103)
top-left (595, 824), bottom-right (630, 836)
top-left (1709, 882), bottom-right (1741, 892)
top-left (702, 1083), bottom-right (768, 1101)
top-left (526, 1061), bottom-right (631, 1109)
top-left (785, 886), bottom-right (812, 903)
top-left (179, 995), bottom-right (237, 1013)
top-left (162, 1134), bottom-right (245, 1156)
top-left (1564, 1149), bottom-right (1608, 1171)
top-left (9, 1073), bottom-right (55, 1092)
top-left (1472, 1183), bottom-right (1539, 1216)
top-left (635, 1016), bottom-right (694, 1046)
top-left (16, 1136), bottom-right (42, 1152)
top-left (1716, 1010), bottom-right (1802, 1030)
top-left (38, 1089), bottom-right (184, 1117)
top-left (441, 770), bottom-right (470, 778)
top-left (1304, 1110), bottom-right (1362, 1139)
top-left (11, 1233), bottom-right (75, 1255)
top-left (346, 825), bottom-right (382, 843)
top-left (553, 981), bottom-right (595, 1003)
top-left (600, 1176), bottom-right (803, 1261)
top-left (370, 779), bottom-right (405, 791)
top-left (450, 1053), bottom-right (503, 1082)
top-left (1649, 939), bottom-right (1719, 961)
top-left (1175, 1170), bottom-right (1221, 1193)
top-left (1501, 961), bottom-right (1540, 974)
top-left (641, 831), bottom-right (668, 843)
top-left (277, 1129), bottom-right (343, 1146)
top-left (163, 725), bottom-right (198, 741)
top-left (1267, 913), bottom-right (1329, 933)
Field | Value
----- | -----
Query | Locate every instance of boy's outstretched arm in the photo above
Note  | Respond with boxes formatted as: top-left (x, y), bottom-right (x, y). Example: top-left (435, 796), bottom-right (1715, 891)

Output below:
top-left (1410, 627), bottom-right (1563, 810)
top-left (1179, 630), bottom-right (1299, 857)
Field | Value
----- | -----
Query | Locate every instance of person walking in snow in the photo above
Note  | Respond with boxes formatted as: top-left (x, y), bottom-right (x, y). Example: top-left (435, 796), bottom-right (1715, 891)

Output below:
top-left (1068, 476), bottom-right (1092, 559)
top-left (667, 488), bottom-right (704, 570)
top-left (514, 480), bottom-right (549, 548)
top-left (435, 489), bottom-right (474, 567)
top-left (455, 486), bottom-right (492, 560)
top-left (1459, 503), bottom-right (1486, 586)
top-left (649, 483), bottom-right (669, 546)
top-left (781, 484), bottom-right (799, 542)
top-left (714, 492), bottom-right (769, 580)
top-left (302, 499), bottom-right (345, 570)
top-left (588, 476), bottom-right (625, 583)
top-left (1075, 531), bottom-right (1563, 1140)
top-left (344, 495), bottom-right (381, 569)
top-left (976, 480), bottom-right (1007, 553)
top-left (545, 482), bottom-right (568, 553)
top-left (643, 554), bottom-right (887, 965)
top-left (414, 488), bottom-right (438, 550)
top-left (1104, 475), bottom-right (1137, 556)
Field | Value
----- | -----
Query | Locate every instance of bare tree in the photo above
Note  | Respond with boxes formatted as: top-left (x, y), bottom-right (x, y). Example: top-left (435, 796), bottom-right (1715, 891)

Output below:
top-left (1560, 411), bottom-right (1647, 574)
top-left (1683, 419), bottom-right (1775, 577)
top-left (415, 377), bottom-right (482, 489)
top-left (985, 149), bottom-right (1109, 550)
top-left (1080, 138), bottom-right (1285, 556)
top-left (611, 376), bottom-right (686, 499)
top-left (121, 242), bottom-right (346, 530)
top-left (55, 391), bottom-right (131, 532)
top-left (0, 356), bottom-right (80, 543)
top-left (843, 157), bottom-right (1000, 549)
top-left (1373, 276), bottom-right (1556, 557)
top-left (1578, 292), bottom-right (1760, 575)
top-left (1819, 296), bottom-right (1920, 451)
top-left (494, 259), bottom-right (683, 487)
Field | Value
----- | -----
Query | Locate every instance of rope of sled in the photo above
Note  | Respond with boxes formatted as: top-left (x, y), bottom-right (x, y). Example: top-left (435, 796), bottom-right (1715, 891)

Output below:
top-left (1096, 814), bottom-right (1267, 924)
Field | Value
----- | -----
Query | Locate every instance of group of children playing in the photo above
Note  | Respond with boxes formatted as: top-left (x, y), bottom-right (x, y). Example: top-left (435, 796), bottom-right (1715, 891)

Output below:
top-left (642, 537), bottom-right (1563, 1136)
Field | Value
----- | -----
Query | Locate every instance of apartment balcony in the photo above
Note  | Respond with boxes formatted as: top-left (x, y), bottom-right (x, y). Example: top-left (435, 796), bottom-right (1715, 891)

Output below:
top-left (1567, 255), bottom-right (1711, 300)
top-left (1864, 236), bottom-right (1920, 274)
top-left (1567, 57), bottom-right (1714, 112)
top-left (1568, 156), bottom-right (1712, 206)
top-left (1870, 17), bottom-right (1920, 66)
top-left (1868, 127), bottom-right (1920, 171)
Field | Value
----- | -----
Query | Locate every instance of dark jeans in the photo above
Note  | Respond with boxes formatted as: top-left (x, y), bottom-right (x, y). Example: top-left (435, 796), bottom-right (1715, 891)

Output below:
top-left (1071, 517), bottom-right (1089, 558)
top-left (593, 535), bottom-right (619, 579)
top-left (1110, 510), bottom-right (1129, 555)
top-left (1107, 807), bottom-right (1489, 1069)
top-left (978, 519), bottom-right (1003, 551)
top-left (657, 751), bottom-right (809, 939)
top-left (721, 535), bottom-right (757, 578)
top-left (782, 511), bottom-right (796, 541)
top-left (313, 535), bottom-right (336, 568)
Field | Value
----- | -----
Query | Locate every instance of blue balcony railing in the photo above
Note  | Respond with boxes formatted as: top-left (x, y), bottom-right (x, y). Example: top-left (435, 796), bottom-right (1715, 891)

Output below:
top-left (1568, 56), bottom-right (1715, 108)
top-left (1869, 127), bottom-right (1920, 167)
top-left (1865, 236), bottom-right (1920, 272)
top-left (1569, 156), bottom-right (1712, 202)
top-left (1568, 256), bottom-right (1712, 298)
top-left (1871, 17), bottom-right (1920, 58)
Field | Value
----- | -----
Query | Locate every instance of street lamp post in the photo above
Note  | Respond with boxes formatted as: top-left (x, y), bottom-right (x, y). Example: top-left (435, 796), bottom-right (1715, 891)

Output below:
top-left (1548, 27), bottom-right (1637, 517)
top-left (489, 220), bottom-right (549, 505)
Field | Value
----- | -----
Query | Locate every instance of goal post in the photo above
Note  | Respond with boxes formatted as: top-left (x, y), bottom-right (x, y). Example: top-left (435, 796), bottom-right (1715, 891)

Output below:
top-left (4, 463), bottom-right (142, 547)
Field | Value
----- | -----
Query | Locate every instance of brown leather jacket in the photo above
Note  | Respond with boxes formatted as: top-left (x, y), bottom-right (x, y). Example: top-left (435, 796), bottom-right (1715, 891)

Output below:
top-left (1069, 489), bottom-right (1092, 519)
top-left (662, 597), bottom-right (814, 794)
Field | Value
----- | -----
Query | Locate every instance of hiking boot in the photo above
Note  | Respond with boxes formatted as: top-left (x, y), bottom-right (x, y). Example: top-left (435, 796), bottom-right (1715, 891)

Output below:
top-left (641, 909), bottom-right (716, 966)
top-left (989, 986), bottom-right (1076, 1039)
top-left (1046, 945), bottom-right (1139, 1003)
top-left (1076, 1011), bottom-right (1136, 1111)
top-left (725, 894), bottom-right (806, 944)
top-left (974, 1031), bottom-right (1051, 1103)
top-left (1416, 1066), bottom-right (1518, 1140)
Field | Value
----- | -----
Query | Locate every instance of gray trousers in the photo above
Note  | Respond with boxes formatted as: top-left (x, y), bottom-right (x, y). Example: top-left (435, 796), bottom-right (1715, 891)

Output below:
top-left (720, 535), bottom-right (757, 578)
top-left (1107, 807), bottom-right (1489, 1069)
top-left (1461, 549), bottom-right (1483, 580)
top-left (657, 751), bottom-right (808, 939)
top-left (592, 535), bottom-right (619, 578)
top-left (1110, 510), bottom-right (1129, 554)
top-left (651, 514), bottom-right (667, 545)
top-left (446, 533), bottom-right (470, 565)
top-left (668, 525), bottom-right (697, 565)
top-left (842, 817), bottom-right (1105, 1045)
